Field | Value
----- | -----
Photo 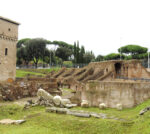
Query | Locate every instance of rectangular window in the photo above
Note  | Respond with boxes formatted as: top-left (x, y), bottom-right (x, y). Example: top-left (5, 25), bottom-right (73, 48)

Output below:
top-left (5, 48), bottom-right (8, 56)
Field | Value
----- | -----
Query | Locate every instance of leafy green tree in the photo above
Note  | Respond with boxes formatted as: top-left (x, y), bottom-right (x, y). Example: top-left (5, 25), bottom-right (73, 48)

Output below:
top-left (43, 49), bottom-right (51, 64)
top-left (17, 47), bottom-right (32, 66)
top-left (118, 45), bottom-right (148, 59)
top-left (79, 46), bottom-right (85, 63)
top-left (133, 52), bottom-right (150, 59)
top-left (83, 51), bottom-right (95, 63)
top-left (96, 55), bottom-right (104, 61)
top-left (25, 38), bottom-right (47, 68)
top-left (54, 56), bottom-right (63, 65)
top-left (56, 47), bottom-right (72, 61)
top-left (52, 40), bottom-right (73, 49)
top-left (17, 38), bottom-right (31, 48)
top-left (104, 53), bottom-right (124, 60)
top-left (76, 41), bottom-right (80, 63)
top-left (73, 42), bottom-right (77, 63)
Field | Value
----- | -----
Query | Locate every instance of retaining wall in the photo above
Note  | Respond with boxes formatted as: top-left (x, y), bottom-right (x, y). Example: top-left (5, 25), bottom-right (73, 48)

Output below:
top-left (80, 81), bottom-right (150, 108)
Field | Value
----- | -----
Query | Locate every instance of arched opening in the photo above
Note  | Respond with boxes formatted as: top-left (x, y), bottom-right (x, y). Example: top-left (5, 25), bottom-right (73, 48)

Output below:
top-left (76, 85), bottom-right (78, 91)
top-left (106, 68), bottom-right (108, 72)
top-left (5, 48), bottom-right (8, 56)
top-left (115, 63), bottom-right (121, 77)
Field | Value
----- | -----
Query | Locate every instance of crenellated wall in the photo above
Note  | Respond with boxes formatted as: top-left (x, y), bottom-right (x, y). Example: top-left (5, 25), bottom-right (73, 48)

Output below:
top-left (0, 16), bottom-right (19, 81)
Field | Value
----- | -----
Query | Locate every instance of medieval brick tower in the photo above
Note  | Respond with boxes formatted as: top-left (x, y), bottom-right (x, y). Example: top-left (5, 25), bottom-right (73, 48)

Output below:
top-left (0, 16), bottom-right (19, 81)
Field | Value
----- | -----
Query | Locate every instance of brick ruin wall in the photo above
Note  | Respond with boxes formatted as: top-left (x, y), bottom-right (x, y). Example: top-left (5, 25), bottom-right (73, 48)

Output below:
top-left (73, 81), bottom-right (150, 108)
top-left (0, 59), bottom-right (150, 108)
top-left (49, 60), bottom-right (150, 108)
top-left (0, 77), bottom-right (61, 101)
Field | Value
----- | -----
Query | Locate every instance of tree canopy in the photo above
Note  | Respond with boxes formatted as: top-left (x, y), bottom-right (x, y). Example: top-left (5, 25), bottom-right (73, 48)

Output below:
top-left (17, 38), bottom-right (31, 48)
top-left (50, 40), bottom-right (73, 50)
top-left (83, 51), bottom-right (95, 63)
top-left (17, 38), bottom-right (150, 67)
top-left (56, 47), bottom-right (73, 61)
top-left (104, 53), bottom-right (124, 60)
top-left (96, 55), bottom-right (104, 61)
top-left (118, 45), bottom-right (148, 55)
top-left (25, 38), bottom-right (47, 67)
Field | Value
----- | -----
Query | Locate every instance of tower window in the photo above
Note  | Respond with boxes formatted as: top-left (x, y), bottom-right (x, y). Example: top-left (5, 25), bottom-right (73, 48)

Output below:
top-left (5, 48), bottom-right (8, 56)
top-left (8, 28), bottom-right (11, 31)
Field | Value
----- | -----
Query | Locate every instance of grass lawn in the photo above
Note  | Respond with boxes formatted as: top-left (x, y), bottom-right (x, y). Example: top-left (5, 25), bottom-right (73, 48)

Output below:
top-left (0, 99), bottom-right (150, 134)
top-left (16, 68), bottom-right (60, 78)
top-left (13, 68), bottom-right (150, 133)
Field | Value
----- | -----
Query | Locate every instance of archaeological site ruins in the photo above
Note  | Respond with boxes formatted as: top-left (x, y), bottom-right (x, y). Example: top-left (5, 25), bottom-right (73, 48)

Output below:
top-left (0, 16), bottom-right (150, 110)
top-left (50, 60), bottom-right (150, 108)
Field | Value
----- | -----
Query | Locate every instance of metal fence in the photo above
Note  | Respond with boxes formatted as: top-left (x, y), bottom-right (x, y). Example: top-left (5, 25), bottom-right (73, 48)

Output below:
top-left (17, 59), bottom-right (150, 69)
top-left (117, 76), bottom-right (150, 82)
top-left (16, 63), bottom-right (88, 69)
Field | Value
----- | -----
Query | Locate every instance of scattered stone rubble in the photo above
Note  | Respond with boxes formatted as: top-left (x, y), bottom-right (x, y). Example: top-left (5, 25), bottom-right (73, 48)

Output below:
top-left (24, 88), bottom-right (77, 109)
top-left (0, 119), bottom-right (25, 125)
top-left (22, 89), bottom-right (126, 121)
top-left (81, 100), bottom-right (89, 108)
top-left (45, 107), bottom-right (126, 121)
top-left (139, 106), bottom-right (150, 115)
top-left (116, 104), bottom-right (123, 110)
top-left (99, 103), bottom-right (106, 109)
top-left (45, 107), bottom-right (107, 118)
top-left (0, 77), bottom-right (61, 101)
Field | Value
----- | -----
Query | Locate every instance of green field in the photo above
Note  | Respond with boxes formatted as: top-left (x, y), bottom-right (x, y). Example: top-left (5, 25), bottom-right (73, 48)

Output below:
top-left (16, 68), bottom-right (60, 78)
top-left (0, 99), bottom-right (150, 134)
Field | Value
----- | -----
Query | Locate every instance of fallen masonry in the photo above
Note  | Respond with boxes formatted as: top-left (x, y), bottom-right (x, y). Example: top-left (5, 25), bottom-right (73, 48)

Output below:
top-left (45, 107), bottom-right (127, 121)
top-left (1, 60), bottom-right (150, 110)
top-left (24, 88), bottom-right (77, 109)
top-left (50, 60), bottom-right (150, 108)
top-left (0, 119), bottom-right (25, 125)
top-left (23, 89), bottom-right (128, 120)
top-left (139, 106), bottom-right (150, 115)
top-left (0, 77), bottom-right (61, 101)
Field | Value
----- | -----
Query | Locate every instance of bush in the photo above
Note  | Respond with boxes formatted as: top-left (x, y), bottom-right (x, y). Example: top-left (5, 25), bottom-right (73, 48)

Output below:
top-left (63, 61), bottom-right (73, 68)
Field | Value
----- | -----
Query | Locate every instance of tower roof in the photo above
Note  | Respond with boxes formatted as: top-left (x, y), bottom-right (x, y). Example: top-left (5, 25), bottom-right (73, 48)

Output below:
top-left (0, 16), bottom-right (20, 25)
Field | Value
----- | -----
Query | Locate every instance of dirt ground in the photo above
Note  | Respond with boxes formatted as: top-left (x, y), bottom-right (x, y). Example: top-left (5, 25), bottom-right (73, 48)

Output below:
top-left (0, 97), bottom-right (38, 106)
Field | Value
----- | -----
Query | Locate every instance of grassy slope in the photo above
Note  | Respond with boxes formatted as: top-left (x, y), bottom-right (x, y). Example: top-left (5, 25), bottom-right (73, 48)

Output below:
top-left (16, 68), bottom-right (60, 78)
top-left (0, 99), bottom-right (150, 134)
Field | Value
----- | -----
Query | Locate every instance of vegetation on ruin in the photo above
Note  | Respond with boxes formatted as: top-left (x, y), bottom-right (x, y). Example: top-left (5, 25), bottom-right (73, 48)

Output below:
top-left (1, 99), bottom-right (150, 134)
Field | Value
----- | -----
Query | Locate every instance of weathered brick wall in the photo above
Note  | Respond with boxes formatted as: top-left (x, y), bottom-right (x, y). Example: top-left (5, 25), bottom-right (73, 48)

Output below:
top-left (80, 81), bottom-right (150, 108)
top-left (0, 78), bottom-right (61, 101)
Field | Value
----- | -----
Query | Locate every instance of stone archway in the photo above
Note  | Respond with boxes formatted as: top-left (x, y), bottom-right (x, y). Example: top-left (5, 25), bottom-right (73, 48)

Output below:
top-left (115, 63), bottom-right (121, 77)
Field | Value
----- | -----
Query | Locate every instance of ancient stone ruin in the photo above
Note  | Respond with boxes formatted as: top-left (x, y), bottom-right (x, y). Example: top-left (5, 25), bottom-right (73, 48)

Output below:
top-left (1, 16), bottom-right (150, 112)
top-left (49, 60), bottom-right (150, 108)
top-left (1, 54), bottom-right (150, 109)
top-left (0, 77), bottom-right (61, 101)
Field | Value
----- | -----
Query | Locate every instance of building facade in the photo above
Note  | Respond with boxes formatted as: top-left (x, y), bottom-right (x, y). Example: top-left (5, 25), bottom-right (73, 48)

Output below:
top-left (0, 16), bottom-right (19, 81)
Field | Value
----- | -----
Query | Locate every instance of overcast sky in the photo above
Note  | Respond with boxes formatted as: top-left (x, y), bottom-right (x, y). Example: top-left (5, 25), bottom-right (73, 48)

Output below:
top-left (1, 0), bottom-right (150, 56)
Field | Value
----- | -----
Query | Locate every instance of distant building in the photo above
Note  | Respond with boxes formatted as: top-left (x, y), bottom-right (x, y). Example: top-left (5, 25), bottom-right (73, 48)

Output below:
top-left (0, 16), bottom-right (19, 81)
